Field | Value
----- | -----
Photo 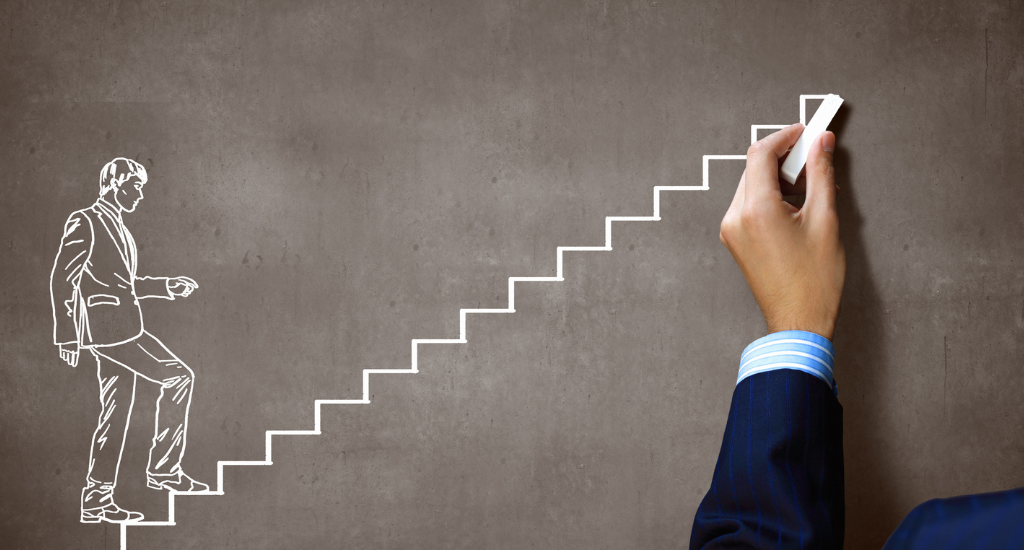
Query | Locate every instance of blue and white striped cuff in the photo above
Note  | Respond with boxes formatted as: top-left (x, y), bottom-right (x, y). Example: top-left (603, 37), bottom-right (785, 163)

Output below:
top-left (737, 330), bottom-right (837, 396)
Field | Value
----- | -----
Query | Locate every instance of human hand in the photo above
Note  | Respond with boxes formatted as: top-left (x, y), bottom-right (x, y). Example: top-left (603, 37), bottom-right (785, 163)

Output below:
top-left (168, 276), bottom-right (198, 298)
top-left (719, 123), bottom-right (846, 340)
top-left (59, 342), bottom-right (79, 367)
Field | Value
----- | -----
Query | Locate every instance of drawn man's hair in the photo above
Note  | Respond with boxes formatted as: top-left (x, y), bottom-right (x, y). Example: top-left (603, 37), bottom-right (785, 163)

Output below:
top-left (99, 158), bottom-right (148, 195)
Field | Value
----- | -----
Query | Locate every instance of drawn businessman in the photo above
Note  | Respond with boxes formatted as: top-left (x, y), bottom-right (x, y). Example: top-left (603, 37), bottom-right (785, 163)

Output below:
top-left (50, 158), bottom-right (208, 524)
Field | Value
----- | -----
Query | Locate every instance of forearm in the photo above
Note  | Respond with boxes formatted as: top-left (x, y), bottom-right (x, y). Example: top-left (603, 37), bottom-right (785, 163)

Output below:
top-left (135, 275), bottom-right (174, 299)
top-left (690, 334), bottom-right (844, 549)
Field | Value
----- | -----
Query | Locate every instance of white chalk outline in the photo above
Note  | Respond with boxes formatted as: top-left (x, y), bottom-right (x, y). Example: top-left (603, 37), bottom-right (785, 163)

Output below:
top-left (118, 99), bottom-right (819, 549)
top-left (115, 167), bottom-right (718, 546)
top-left (799, 95), bottom-right (830, 126)
top-left (52, 158), bottom-right (210, 527)
top-left (751, 96), bottom-right (829, 145)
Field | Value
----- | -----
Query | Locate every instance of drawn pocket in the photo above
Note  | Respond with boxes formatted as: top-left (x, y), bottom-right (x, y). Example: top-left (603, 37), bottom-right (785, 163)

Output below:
top-left (87, 294), bottom-right (120, 307)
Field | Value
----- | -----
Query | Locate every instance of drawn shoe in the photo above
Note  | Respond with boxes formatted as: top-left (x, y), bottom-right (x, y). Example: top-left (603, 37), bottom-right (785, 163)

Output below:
top-left (146, 471), bottom-right (210, 492)
top-left (81, 503), bottom-right (144, 523)
top-left (80, 480), bottom-right (143, 523)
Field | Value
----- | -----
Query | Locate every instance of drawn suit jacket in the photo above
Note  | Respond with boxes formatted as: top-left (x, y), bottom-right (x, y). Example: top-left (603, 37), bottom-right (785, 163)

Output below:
top-left (50, 199), bottom-right (173, 348)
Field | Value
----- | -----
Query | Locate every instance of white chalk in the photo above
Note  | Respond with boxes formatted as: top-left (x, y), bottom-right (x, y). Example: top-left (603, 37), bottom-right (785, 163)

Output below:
top-left (781, 94), bottom-right (844, 184)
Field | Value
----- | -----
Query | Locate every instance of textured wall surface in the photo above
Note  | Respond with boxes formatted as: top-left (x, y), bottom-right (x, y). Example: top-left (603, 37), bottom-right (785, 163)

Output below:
top-left (2, 1), bottom-right (1023, 548)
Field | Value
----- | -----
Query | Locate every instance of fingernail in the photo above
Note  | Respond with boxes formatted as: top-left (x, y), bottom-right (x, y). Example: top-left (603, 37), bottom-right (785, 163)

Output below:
top-left (821, 131), bottom-right (835, 152)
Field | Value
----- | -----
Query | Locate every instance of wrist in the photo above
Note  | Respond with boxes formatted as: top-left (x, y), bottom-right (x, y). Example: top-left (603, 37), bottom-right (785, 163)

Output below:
top-left (765, 320), bottom-right (835, 342)
top-left (762, 301), bottom-right (839, 342)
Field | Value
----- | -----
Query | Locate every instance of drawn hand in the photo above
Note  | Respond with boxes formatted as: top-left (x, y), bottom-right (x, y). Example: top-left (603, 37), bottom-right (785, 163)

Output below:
top-left (168, 276), bottom-right (198, 298)
top-left (719, 123), bottom-right (845, 340)
top-left (59, 342), bottom-right (79, 367)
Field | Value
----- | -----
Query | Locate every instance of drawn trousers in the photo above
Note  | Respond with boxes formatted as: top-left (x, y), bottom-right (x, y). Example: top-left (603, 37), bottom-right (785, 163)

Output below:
top-left (85, 331), bottom-right (194, 487)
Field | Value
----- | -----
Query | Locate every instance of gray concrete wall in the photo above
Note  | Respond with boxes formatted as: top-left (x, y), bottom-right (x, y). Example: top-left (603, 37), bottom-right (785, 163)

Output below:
top-left (1, 1), bottom-right (1022, 548)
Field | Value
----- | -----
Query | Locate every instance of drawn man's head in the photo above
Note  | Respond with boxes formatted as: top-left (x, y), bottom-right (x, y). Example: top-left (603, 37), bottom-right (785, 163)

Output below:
top-left (99, 158), bottom-right (148, 213)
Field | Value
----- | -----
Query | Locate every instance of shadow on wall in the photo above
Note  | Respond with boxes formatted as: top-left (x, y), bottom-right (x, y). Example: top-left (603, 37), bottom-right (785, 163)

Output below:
top-left (831, 105), bottom-right (903, 548)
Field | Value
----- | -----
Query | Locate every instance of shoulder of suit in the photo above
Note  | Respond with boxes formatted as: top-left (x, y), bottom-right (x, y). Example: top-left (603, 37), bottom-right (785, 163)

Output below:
top-left (62, 207), bottom-right (97, 236)
top-left (68, 204), bottom-right (99, 218)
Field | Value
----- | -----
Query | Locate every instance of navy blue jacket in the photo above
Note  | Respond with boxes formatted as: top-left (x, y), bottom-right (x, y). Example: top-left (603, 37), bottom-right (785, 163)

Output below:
top-left (881, 487), bottom-right (1024, 549)
top-left (690, 369), bottom-right (1024, 549)
top-left (691, 369), bottom-right (845, 548)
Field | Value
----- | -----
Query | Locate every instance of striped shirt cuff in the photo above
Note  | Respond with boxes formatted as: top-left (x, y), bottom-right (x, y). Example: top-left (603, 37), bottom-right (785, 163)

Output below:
top-left (737, 330), bottom-right (837, 396)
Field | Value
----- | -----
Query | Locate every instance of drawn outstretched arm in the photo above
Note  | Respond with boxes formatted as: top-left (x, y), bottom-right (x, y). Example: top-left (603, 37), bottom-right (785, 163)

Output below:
top-left (136, 275), bottom-right (197, 299)
top-left (50, 212), bottom-right (92, 347)
top-left (135, 275), bottom-right (173, 299)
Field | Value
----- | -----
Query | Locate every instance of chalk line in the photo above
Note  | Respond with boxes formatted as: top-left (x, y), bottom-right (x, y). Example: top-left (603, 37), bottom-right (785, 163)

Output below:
top-left (118, 122), bottom-right (809, 547)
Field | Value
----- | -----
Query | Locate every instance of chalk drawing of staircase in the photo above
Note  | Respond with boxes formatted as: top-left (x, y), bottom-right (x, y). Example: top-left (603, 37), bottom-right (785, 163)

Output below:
top-left (119, 96), bottom-right (826, 549)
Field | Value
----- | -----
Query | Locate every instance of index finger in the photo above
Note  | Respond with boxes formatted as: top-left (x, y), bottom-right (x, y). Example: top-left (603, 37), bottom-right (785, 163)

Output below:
top-left (744, 123), bottom-right (804, 201)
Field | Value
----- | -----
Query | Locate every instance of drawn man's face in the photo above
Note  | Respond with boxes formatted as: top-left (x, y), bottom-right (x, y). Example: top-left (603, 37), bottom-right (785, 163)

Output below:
top-left (115, 176), bottom-right (145, 213)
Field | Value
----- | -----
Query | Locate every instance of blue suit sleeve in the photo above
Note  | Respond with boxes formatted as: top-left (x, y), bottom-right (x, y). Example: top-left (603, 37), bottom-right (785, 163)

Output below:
top-left (690, 369), bottom-right (845, 549)
top-left (882, 487), bottom-right (1024, 549)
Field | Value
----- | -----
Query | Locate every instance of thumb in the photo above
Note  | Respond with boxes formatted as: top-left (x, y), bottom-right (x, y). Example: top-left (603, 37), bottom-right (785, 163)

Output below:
top-left (804, 131), bottom-right (837, 217)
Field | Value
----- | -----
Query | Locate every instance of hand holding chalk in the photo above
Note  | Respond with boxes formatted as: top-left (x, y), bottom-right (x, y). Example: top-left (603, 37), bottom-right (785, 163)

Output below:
top-left (719, 124), bottom-right (846, 340)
